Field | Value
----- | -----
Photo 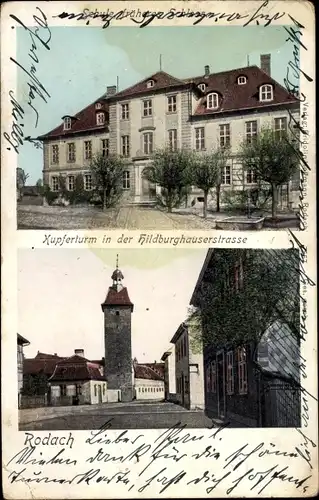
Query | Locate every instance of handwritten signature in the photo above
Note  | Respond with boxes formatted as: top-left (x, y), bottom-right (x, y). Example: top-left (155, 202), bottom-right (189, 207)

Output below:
top-left (3, 8), bottom-right (51, 154)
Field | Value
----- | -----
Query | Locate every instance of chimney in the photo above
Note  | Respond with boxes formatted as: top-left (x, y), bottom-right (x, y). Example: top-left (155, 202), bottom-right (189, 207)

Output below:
top-left (204, 65), bottom-right (210, 77)
top-left (74, 349), bottom-right (84, 357)
top-left (260, 54), bottom-right (271, 76)
top-left (106, 85), bottom-right (117, 96)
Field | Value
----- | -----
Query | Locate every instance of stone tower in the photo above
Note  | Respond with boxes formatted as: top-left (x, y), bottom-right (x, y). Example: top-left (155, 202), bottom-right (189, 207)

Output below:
top-left (101, 256), bottom-right (134, 402)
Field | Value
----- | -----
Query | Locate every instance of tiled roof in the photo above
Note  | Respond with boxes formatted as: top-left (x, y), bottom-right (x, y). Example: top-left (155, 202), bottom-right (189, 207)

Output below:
top-left (39, 66), bottom-right (298, 140)
top-left (134, 364), bottom-right (164, 381)
top-left (188, 66), bottom-right (297, 116)
top-left (112, 71), bottom-right (187, 99)
top-left (39, 99), bottom-right (109, 139)
top-left (24, 357), bottom-right (65, 376)
top-left (102, 286), bottom-right (134, 308)
top-left (142, 363), bottom-right (165, 378)
top-left (49, 355), bottom-right (104, 382)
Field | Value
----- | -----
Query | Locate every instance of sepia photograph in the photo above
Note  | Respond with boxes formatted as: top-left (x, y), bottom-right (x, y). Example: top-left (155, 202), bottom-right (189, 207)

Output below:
top-left (15, 23), bottom-right (301, 231)
top-left (18, 248), bottom-right (301, 431)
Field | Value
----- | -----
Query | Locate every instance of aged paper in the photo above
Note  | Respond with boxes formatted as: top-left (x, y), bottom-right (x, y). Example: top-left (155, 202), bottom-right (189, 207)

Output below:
top-left (1, 0), bottom-right (317, 498)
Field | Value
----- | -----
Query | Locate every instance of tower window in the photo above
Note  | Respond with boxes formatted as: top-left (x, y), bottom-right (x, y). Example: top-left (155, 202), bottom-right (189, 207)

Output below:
top-left (116, 311), bottom-right (120, 316)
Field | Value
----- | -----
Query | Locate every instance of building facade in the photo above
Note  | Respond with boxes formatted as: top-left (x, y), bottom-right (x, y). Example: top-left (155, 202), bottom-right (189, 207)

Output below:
top-left (190, 249), bottom-right (301, 427)
top-left (171, 322), bottom-right (205, 410)
top-left (49, 351), bottom-right (107, 406)
top-left (17, 334), bottom-right (30, 406)
top-left (39, 55), bottom-right (299, 208)
top-left (133, 363), bottom-right (165, 401)
top-left (161, 350), bottom-right (176, 401)
top-left (101, 262), bottom-right (134, 402)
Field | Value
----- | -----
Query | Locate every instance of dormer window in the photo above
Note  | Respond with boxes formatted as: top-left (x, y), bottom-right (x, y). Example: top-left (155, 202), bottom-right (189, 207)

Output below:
top-left (96, 112), bottom-right (105, 125)
top-left (198, 83), bottom-right (206, 92)
top-left (146, 80), bottom-right (154, 88)
top-left (63, 117), bottom-right (72, 131)
top-left (237, 76), bottom-right (247, 85)
top-left (95, 102), bottom-right (102, 110)
top-left (259, 84), bottom-right (273, 102)
top-left (207, 92), bottom-right (219, 110)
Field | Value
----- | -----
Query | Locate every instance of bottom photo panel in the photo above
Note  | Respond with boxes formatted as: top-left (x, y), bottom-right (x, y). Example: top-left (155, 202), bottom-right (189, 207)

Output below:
top-left (18, 247), bottom-right (301, 431)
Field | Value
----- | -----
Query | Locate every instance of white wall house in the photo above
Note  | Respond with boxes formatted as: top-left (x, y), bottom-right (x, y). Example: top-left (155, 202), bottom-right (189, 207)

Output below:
top-left (171, 321), bottom-right (205, 410)
top-left (133, 363), bottom-right (165, 401)
top-left (39, 55), bottom-right (299, 210)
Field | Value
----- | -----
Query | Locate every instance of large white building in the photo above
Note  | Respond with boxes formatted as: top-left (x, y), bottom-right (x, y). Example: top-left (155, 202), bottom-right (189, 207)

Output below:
top-left (39, 54), bottom-right (299, 207)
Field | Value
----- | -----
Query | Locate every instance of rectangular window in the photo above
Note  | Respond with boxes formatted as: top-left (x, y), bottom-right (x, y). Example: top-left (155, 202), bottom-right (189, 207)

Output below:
top-left (63, 117), bottom-right (71, 131)
top-left (238, 347), bottom-right (248, 395)
top-left (121, 135), bottom-right (130, 157)
top-left (168, 129), bottom-right (177, 151)
top-left (167, 95), bottom-right (177, 113)
top-left (101, 138), bottom-right (109, 157)
top-left (221, 165), bottom-right (231, 185)
top-left (246, 169), bottom-right (257, 184)
top-left (206, 364), bottom-right (211, 392)
top-left (67, 143), bottom-right (76, 162)
top-left (51, 176), bottom-right (59, 192)
top-left (103, 384), bottom-right (106, 395)
top-left (219, 124), bottom-right (231, 149)
top-left (274, 117), bottom-right (287, 139)
top-left (68, 175), bottom-right (75, 191)
top-left (210, 361), bottom-right (217, 393)
top-left (96, 112), bottom-right (105, 125)
top-left (143, 132), bottom-right (153, 154)
top-left (84, 173), bottom-right (92, 191)
top-left (84, 140), bottom-right (92, 160)
top-left (123, 170), bottom-right (130, 189)
top-left (52, 145), bottom-right (59, 164)
top-left (76, 384), bottom-right (82, 395)
top-left (121, 103), bottom-right (129, 120)
top-left (245, 121), bottom-right (258, 144)
top-left (60, 385), bottom-right (66, 396)
top-left (226, 351), bottom-right (234, 394)
top-left (195, 127), bottom-right (205, 150)
top-left (143, 100), bottom-right (152, 117)
top-left (94, 385), bottom-right (97, 397)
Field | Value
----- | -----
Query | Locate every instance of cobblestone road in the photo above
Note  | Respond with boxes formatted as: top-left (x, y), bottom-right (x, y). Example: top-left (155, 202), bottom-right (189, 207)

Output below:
top-left (17, 205), bottom-right (215, 230)
top-left (19, 401), bottom-right (213, 431)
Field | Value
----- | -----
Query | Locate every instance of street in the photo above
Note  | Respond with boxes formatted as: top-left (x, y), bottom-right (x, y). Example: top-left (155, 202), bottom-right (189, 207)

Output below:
top-left (19, 401), bottom-right (213, 431)
top-left (17, 205), bottom-right (214, 230)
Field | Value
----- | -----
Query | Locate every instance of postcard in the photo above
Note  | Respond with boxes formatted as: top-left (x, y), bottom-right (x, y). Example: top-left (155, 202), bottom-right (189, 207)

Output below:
top-left (1, 1), bottom-right (317, 498)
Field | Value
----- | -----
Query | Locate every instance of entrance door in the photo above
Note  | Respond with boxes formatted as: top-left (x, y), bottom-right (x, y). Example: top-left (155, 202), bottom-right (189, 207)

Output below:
top-left (141, 168), bottom-right (156, 200)
top-left (98, 385), bottom-right (102, 403)
top-left (217, 352), bottom-right (226, 418)
top-left (181, 374), bottom-right (185, 406)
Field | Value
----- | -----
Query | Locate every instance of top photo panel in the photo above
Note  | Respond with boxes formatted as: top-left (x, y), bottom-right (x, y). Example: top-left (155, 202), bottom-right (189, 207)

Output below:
top-left (14, 21), bottom-right (310, 231)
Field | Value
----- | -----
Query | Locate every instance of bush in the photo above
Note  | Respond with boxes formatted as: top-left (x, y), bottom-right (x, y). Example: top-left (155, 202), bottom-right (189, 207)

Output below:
top-left (43, 184), bottom-right (59, 205)
top-left (222, 187), bottom-right (272, 215)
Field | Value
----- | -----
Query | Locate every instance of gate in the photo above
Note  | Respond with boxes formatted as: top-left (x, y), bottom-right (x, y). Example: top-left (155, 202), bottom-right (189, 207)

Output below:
top-left (261, 377), bottom-right (301, 427)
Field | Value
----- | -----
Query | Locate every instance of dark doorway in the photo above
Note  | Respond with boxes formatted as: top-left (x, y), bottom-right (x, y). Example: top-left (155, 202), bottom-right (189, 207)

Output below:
top-left (217, 351), bottom-right (226, 418)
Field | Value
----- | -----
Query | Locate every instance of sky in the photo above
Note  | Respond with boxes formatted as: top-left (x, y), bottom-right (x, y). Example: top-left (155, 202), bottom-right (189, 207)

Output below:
top-left (16, 24), bottom-right (293, 184)
top-left (18, 248), bottom-right (207, 362)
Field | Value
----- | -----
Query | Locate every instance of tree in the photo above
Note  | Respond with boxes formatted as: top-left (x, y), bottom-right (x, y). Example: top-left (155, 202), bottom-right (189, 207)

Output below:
top-left (145, 148), bottom-right (194, 213)
top-left (35, 178), bottom-right (43, 195)
top-left (188, 249), bottom-right (300, 351)
top-left (16, 168), bottom-right (30, 200)
top-left (90, 153), bottom-right (126, 210)
top-left (192, 149), bottom-right (229, 218)
top-left (240, 127), bottom-right (298, 218)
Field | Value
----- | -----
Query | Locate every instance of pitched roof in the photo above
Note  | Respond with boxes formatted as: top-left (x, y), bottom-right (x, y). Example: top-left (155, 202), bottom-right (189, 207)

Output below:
top-left (102, 286), bottom-right (134, 308)
top-left (188, 66), bottom-right (297, 116)
top-left (39, 99), bottom-right (109, 139)
top-left (112, 71), bottom-right (187, 99)
top-left (142, 362), bottom-right (165, 378)
top-left (134, 364), bottom-right (164, 381)
top-left (17, 334), bottom-right (30, 346)
top-left (24, 357), bottom-right (65, 376)
top-left (49, 355), bottom-right (104, 382)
